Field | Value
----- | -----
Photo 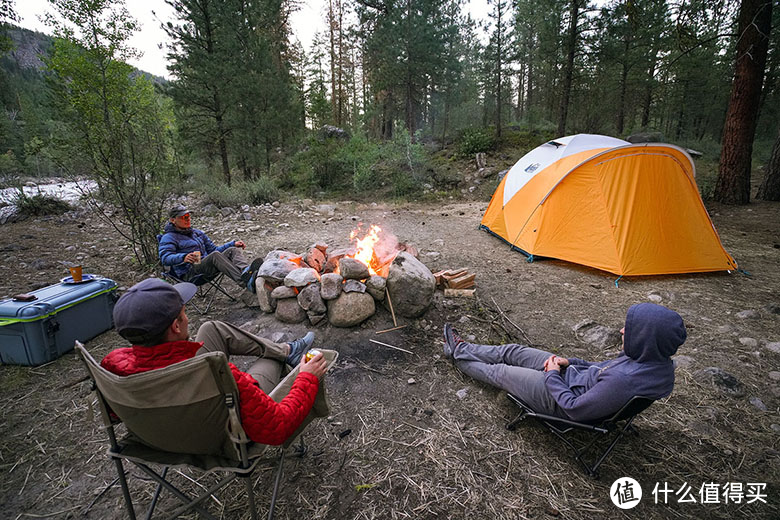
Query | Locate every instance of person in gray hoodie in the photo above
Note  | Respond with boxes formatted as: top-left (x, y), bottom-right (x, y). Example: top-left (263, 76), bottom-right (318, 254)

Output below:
top-left (442, 303), bottom-right (686, 422)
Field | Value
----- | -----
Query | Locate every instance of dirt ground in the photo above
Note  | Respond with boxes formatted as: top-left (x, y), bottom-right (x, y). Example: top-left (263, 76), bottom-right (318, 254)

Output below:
top-left (0, 194), bottom-right (778, 519)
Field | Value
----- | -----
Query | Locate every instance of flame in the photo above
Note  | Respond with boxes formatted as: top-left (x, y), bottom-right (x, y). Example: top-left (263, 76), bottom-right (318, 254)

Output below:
top-left (350, 224), bottom-right (383, 276)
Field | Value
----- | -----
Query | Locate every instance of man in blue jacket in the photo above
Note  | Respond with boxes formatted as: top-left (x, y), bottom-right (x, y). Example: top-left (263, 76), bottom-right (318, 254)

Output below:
top-left (442, 303), bottom-right (686, 422)
top-left (159, 204), bottom-right (262, 292)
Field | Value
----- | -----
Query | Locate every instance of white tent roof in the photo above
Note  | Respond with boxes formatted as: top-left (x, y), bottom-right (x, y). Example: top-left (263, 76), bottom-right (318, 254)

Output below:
top-left (502, 134), bottom-right (630, 206)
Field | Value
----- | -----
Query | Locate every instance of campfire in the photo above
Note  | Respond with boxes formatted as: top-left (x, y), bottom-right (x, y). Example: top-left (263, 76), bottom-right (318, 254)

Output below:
top-left (253, 224), bottom-right (435, 327)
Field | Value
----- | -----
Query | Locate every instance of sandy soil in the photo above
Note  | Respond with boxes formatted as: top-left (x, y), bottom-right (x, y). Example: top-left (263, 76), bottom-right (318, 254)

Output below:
top-left (0, 195), bottom-right (778, 519)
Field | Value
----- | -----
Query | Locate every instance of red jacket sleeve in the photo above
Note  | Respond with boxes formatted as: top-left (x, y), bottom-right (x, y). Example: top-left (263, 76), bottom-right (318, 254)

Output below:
top-left (230, 364), bottom-right (320, 445)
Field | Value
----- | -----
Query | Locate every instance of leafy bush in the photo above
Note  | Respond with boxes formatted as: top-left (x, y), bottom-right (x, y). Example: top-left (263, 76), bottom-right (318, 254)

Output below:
top-left (247, 176), bottom-right (281, 204)
top-left (13, 190), bottom-right (71, 216)
top-left (457, 128), bottom-right (496, 156)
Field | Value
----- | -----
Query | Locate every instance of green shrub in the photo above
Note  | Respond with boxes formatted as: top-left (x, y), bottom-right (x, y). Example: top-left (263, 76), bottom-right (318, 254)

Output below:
top-left (457, 128), bottom-right (496, 156)
top-left (13, 190), bottom-right (72, 216)
top-left (247, 176), bottom-right (280, 204)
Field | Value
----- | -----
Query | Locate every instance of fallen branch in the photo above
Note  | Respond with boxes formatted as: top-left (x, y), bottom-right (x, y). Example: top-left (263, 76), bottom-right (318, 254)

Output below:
top-left (385, 288), bottom-right (398, 327)
top-left (490, 297), bottom-right (533, 345)
top-left (376, 325), bottom-right (407, 334)
top-left (369, 339), bottom-right (413, 354)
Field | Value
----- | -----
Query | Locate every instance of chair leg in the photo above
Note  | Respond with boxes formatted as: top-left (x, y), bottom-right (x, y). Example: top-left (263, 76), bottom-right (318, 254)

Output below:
top-left (589, 418), bottom-right (638, 477)
top-left (267, 450), bottom-right (286, 520)
top-left (145, 467), bottom-right (167, 520)
top-left (133, 462), bottom-right (220, 520)
top-left (113, 458), bottom-right (137, 520)
top-left (244, 475), bottom-right (259, 520)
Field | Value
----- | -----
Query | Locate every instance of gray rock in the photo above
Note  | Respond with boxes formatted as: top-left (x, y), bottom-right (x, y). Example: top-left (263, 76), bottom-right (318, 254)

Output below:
top-left (220, 207), bottom-right (233, 217)
top-left (275, 298), bottom-right (307, 323)
top-left (339, 257), bottom-right (370, 280)
top-left (271, 286), bottom-right (297, 299)
top-left (268, 331), bottom-right (286, 344)
top-left (284, 268), bottom-right (320, 287)
top-left (0, 205), bottom-right (21, 224)
top-left (384, 251), bottom-right (435, 318)
top-left (254, 280), bottom-right (276, 313)
top-left (739, 337), bottom-right (758, 348)
top-left (766, 342), bottom-right (780, 354)
top-left (365, 275), bottom-right (386, 300)
top-left (764, 303), bottom-right (780, 315)
top-left (318, 125), bottom-right (350, 141)
top-left (30, 259), bottom-right (53, 270)
top-left (314, 204), bottom-right (336, 216)
top-left (324, 248), bottom-right (355, 273)
top-left (717, 325), bottom-right (732, 334)
top-left (736, 309), bottom-right (760, 319)
top-left (201, 204), bottom-right (218, 215)
top-left (314, 243), bottom-right (328, 253)
top-left (497, 169), bottom-right (509, 181)
top-left (573, 320), bottom-right (622, 349)
top-left (264, 249), bottom-right (301, 263)
top-left (241, 212), bottom-right (253, 221)
top-left (320, 273), bottom-right (343, 300)
top-left (769, 371), bottom-right (780, 381)
top-left (344, 280), bottom-right (366, 293)
top-left (327, 291), bottom-right (375, 327)
top-left (693, 367), bottom-right (746, 397)
top-left (298, 284), bottom-right (326, 314)
top-left (647, 293), bottom-right (663, 303)
top-left (749, 397), bottom-right (768, 412)
top-left (673, 355), bottom-right (695, 369)
top-left (258, 259), bottom-right (299, 284)
top-left (307, 312), bottom-right (327, 326)
top-left (305, 247), bottom-right (326, 272)
top-left (456, 388), bottom-right (468, 400)
top-left (771, 424), bottom-right (780, 434)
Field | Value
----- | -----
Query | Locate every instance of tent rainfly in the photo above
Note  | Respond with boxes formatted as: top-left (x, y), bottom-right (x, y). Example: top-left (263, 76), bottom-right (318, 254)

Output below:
top-left (480, 134), bottom-right (737, 276)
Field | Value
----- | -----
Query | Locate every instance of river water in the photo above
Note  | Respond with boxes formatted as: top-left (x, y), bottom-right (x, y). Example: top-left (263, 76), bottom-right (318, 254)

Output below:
top-left (0, 179), bottom-right (96, 204)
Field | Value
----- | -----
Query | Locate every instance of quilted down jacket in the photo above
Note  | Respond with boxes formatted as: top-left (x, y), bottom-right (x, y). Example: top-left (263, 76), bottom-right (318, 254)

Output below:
top-left (158, 222), bottom-right (236, 278)
top-left (101, 340), bottom-right (319, 445)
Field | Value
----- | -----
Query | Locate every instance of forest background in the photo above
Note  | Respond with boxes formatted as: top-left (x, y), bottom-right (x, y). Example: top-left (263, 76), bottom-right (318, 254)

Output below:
top-left (0, 0), bottom-right (777, 265)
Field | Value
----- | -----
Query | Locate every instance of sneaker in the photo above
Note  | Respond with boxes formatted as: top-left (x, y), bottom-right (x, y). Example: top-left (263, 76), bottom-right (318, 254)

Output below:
top-left (442, 323), bottom-right (464, 358)
top-left (241, 258), bottom-right (263, 293)
top-left (286, 331), bottom-right (315, 365)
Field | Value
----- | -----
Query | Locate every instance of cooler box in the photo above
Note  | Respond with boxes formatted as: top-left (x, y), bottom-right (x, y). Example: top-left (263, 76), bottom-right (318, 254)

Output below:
top-left (0, 277), bottom-right (118, 366)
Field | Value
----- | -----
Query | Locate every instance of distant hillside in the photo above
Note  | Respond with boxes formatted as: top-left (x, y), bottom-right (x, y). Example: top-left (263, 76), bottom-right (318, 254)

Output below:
top-left (1, 24), bottom-right (167, 85)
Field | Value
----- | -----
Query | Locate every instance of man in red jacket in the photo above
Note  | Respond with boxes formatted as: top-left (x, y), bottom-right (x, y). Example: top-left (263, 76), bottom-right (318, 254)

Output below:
top-left (102, 278), bottom-right (329, 446)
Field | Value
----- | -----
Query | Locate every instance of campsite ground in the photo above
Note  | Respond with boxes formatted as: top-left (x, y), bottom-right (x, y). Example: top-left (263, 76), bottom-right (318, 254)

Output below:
top-left (0, 190), bottom-right (778, 519)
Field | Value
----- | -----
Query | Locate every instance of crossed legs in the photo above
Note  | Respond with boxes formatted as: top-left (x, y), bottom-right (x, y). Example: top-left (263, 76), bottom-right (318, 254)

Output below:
top-left (187, 247), bottom-right (248, 286)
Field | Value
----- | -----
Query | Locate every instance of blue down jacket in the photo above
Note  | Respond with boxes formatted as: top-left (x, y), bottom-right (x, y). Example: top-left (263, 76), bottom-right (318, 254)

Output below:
top-left (158, 222), bottom-right (236, 278)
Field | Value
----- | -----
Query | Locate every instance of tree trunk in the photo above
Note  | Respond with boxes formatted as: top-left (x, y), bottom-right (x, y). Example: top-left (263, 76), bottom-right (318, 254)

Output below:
top-left (214, 95), bottom-right (230, 186)
top-left (328, 0), bottom-right (337, 124)
top-left (714, 0), bottom-right (772, 205)
top-left (557, 0), bottom-right (579, 137)
top-left (757, 125), bottom-right (780, 200)
top-left (495, 0), bottom-right (503, 139)
top-left (616, 38), bottom-right (629, 135)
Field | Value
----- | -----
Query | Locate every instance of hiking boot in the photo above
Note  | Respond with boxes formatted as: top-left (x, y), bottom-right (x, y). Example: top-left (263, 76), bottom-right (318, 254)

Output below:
top-left (241, 258), bottom-right (264, 293)
top-left (443, 323), bottom-right (464, 358)
top-left (286, 331), bottom-right (315, 365)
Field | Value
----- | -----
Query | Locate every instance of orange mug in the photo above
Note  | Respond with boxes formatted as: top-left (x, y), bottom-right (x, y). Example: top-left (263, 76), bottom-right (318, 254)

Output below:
top-left (69, 266), bottom-right (83, 282)
top-left (192, 251), bottom-right (202, 264)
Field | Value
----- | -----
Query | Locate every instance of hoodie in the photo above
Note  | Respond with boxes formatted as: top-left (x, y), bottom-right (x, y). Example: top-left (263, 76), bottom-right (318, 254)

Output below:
top-left (543, 303), bottom-right (686, 422)
top-left (158, 222), bottom-right (236, 278)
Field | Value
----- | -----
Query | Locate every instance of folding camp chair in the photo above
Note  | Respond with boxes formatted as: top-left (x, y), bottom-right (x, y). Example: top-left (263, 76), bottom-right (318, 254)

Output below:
top-left (156, 234), bottom-right (237, 314)
top-left (76, 342), bottom-right (337, 520)
top-left (506, 393), bottom-right (655, 478)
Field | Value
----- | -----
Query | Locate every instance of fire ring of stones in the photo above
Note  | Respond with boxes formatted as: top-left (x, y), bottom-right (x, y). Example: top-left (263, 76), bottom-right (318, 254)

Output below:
top-left (253, 245), bottom-right (436, 327)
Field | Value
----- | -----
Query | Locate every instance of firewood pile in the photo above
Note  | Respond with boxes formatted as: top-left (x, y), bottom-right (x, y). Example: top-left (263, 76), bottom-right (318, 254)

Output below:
top-left (433, 268), bottom-right (476, 297)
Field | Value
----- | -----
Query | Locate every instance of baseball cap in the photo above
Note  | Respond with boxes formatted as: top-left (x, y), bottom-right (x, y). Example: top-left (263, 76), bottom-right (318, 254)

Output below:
top-left (169, 204), bottom-right (190, 218)
top-left (113, 278), bottom-right (197, 344)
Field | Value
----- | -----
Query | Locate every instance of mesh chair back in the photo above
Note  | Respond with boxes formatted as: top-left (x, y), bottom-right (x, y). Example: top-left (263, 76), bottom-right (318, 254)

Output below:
top-left (609, 396), bottom-right (654, 423)
top-left (77, 344), bottom-right (243, 461)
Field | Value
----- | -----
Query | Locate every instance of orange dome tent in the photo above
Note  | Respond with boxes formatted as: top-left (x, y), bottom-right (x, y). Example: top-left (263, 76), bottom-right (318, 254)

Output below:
top-left (480, 134), bottom-right (737, 276)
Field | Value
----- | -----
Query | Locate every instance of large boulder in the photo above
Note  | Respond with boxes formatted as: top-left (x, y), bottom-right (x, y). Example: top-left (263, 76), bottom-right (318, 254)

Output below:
top-left (275, 298), bottom-right (307, 324)
top-left (254, 279), bottom-right (277, 313)
top-left (573, 320), bottom-right (622, 349)
top-left (285, 267), bottom-right (320, 287)
top-left (305, 247), bottom-right (326, 272)
top-left (339, 258), bottom-right (370, 280)
top-left (271, 286), bottom-right (297, 299)
top-left (384, 251), bottom-right (435, 318)
top-left (258, 259), bottom-right (298, 284)
top-left (320, 273), bottom-right (343, 300)
top-left (324, 248), bottom-right (355, 273)
top-left (298, 284), bottom-right (327, 314)
top-left (328, 292), bottom-right (375, 327)
top-left (343, 280), bottom-right (366, 293)
top-left (365, 275), bottom-right (386, 301)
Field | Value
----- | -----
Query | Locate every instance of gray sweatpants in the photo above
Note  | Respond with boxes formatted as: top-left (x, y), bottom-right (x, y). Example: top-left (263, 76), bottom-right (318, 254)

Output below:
top-left (453, 342), bottom-right (566, 417)
top-left (186, 247), bottom-right (248, 286)
top-left (194, 320), bottom-right (330, 445)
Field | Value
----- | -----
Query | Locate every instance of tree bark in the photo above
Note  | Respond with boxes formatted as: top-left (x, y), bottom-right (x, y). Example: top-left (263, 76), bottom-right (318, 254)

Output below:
top-left (757, 125), bottom-right (780, 200)
top-left (714, 0), bottom-right (772, 205)
top-left (557, 0), bottom-right (580, 137)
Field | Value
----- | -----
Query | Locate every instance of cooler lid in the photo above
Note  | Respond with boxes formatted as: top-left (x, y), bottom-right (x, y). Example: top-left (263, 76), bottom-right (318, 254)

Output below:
top-left (0, 277), bottom-right (117, 323)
